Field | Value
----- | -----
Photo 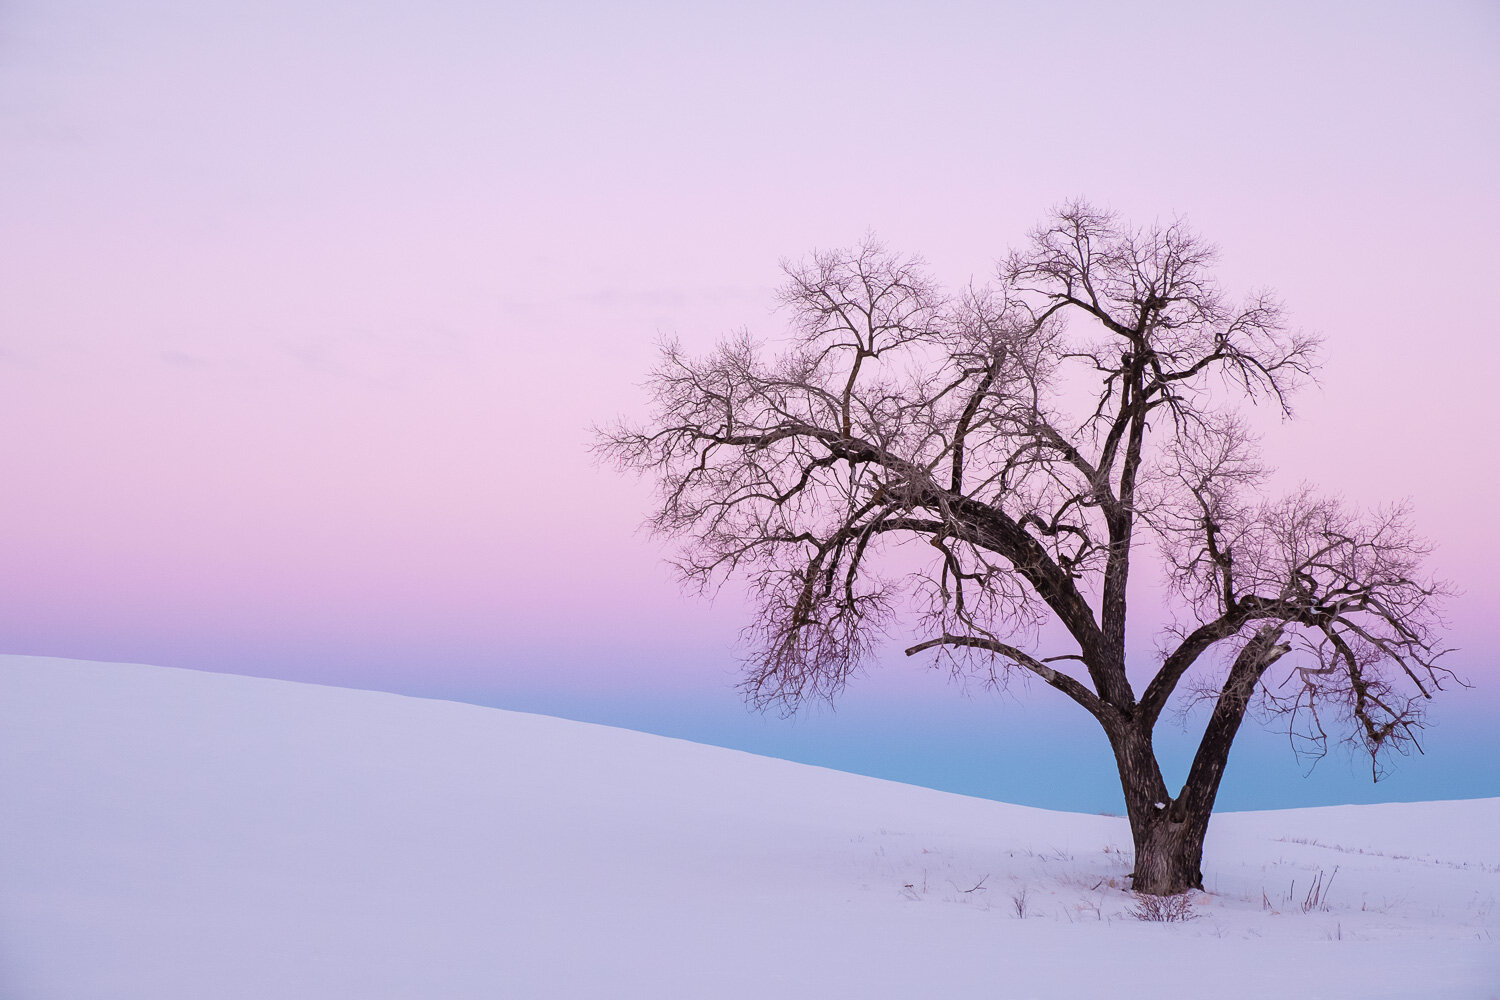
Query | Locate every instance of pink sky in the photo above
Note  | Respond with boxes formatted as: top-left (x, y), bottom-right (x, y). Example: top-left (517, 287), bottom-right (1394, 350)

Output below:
top-left (1, 0), bottom-right (1495, 805)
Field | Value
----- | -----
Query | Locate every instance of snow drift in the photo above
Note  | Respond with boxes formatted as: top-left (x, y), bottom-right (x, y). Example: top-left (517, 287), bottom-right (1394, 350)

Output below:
top-left (1, 655), bottom-right (1494, 998)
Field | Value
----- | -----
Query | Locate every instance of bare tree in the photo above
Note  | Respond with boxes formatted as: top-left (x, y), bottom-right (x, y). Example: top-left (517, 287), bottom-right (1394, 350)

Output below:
top-left (597, 202), bottom-right (1455, 895)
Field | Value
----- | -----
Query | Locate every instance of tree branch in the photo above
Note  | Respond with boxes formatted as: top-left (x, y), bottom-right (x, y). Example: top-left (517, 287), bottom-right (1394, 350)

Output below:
top-left (904, 634), bottom-right (1107, 720)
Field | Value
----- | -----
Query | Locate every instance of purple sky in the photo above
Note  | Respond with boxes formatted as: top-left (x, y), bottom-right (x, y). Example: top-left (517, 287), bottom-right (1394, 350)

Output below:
top-left (2, 0), bottom-right (1496, 809)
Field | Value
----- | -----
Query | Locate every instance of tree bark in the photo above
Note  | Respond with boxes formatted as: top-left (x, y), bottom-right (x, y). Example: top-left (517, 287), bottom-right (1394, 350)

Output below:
top-left (1112, 629), bottom-right (1291, 895)
top-left (1126, 799), bottom-right (1212, 896)
top-left (1106, 724), bottom-right (1211, 895)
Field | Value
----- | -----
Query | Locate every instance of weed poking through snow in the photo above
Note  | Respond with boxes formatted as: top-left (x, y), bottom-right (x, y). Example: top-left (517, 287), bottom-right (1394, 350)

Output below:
top-left (1128, 892), bottom-right (1199, 922)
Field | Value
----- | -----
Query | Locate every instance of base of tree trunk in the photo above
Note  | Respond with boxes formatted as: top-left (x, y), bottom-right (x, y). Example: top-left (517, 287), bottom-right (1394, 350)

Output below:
top-left (1129, 811), bottom-right (1209, 896)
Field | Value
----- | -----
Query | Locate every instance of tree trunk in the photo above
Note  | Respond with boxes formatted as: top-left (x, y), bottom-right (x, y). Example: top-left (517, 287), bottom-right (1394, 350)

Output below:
top-left (1110, 724), bottom-right (1213, 896)
top-left (1109, 630), bottom-right (1289, 895)
top-left (1125, 796), bottom-right (1212, 895)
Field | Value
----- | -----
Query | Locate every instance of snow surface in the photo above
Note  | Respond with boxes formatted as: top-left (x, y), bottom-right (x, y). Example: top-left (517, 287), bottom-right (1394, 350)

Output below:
top-left (1, 654), bottom-right (1495, 999)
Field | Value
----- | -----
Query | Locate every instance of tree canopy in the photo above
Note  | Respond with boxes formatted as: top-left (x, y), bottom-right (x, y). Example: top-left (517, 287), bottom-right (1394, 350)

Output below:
top-left (599, 201), bottom-right (1455, 893)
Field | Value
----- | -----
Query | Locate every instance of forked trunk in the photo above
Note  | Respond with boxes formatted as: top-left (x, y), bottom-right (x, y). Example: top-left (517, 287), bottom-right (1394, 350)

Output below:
top-left (1108, 631), bottom-right (1282, 895)
top-left (1111, 725), bottom-right (1215, 896)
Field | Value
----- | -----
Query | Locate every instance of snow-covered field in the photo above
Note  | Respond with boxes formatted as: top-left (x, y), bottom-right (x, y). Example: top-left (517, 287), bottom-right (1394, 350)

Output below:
top-left (1, 655), bottom-right (1495, 999)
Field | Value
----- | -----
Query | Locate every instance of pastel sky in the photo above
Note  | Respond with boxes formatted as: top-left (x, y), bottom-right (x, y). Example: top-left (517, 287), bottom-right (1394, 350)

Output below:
top-left (2, 0), bottom-right (1496, 811)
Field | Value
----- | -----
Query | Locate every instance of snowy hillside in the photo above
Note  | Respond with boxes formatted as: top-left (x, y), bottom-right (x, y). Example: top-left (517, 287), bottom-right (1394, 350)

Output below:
top-left (1, 655), bottom-right (1495, 999)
